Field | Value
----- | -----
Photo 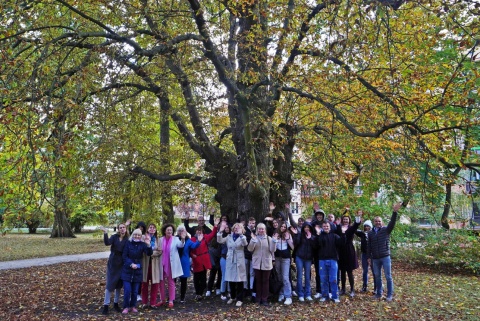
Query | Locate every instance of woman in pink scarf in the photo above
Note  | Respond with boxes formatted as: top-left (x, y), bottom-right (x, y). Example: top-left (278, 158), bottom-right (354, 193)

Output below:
top-left (157, 223), bottom-right (185, 308)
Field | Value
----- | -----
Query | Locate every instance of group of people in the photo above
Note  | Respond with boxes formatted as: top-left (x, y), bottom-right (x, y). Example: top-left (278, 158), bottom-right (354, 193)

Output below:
top-left (100, 201), bottom-right (401, 314)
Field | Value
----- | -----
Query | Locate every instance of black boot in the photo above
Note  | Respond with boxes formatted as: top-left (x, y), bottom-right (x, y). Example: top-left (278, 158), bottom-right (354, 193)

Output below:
top-left (102, 305), bottom-right (109, 315)
top-left (113, 303), bottom-right (121, 312)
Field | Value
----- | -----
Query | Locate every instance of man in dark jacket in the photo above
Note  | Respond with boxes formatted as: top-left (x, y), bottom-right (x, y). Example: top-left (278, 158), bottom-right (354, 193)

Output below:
top-left (368, 202), bottom-right (402, 302)
top-left (316, 221), bottom-right (343, 303)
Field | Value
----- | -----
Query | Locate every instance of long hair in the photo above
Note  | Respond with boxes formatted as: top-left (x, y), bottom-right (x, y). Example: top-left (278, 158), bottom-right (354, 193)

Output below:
top-left (276, 221), bottom-right (289, 239)
top-left (147, 223), bottom-right (158, 239)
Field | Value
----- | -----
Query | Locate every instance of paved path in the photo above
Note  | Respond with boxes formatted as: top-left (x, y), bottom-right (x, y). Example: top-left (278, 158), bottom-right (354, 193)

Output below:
top-left (0, 251), bottom-right (110, 270)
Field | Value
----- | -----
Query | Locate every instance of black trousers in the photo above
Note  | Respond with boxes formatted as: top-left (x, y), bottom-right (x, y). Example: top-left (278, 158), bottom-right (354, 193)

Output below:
top-left (193, 270), bottom-right (207, 295)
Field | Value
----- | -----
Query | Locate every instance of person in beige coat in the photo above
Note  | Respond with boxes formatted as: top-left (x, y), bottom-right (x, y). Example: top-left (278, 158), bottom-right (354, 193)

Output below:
top-left (157, 223), bottom-right (185, 308)
top-left (141, 224), bottom-right (162, 308)
top-left (247, 222), bottom-right (277, 306)
top-left (217, 222), bottom-right (248, 307)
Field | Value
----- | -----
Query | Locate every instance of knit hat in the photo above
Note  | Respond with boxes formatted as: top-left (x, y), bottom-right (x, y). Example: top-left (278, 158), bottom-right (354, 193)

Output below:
top-left (363, 220), bottom-right (373, 228)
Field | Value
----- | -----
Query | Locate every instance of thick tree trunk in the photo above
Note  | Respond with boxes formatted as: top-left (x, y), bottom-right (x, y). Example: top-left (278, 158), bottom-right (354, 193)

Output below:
top-left (50, 114), bottom-right (75, 238)
top-left (50, 182), bottom-right (75, 238)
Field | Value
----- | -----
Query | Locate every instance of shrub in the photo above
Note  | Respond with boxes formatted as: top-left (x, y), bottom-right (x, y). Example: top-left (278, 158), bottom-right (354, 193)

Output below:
top-left (392, 227), bottom-right (480, 275)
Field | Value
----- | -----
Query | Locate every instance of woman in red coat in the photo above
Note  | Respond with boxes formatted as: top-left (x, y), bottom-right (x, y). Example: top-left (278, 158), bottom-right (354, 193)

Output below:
top-left (190, 217), bottom-right (219, 300)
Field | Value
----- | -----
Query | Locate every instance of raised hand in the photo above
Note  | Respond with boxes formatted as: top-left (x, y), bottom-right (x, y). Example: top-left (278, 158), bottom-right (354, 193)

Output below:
top-left (273, 233), bottom-right (279, 240)
top-left (214, 217), bottom-right (220, 226)
top-left (393, 202), bottom-right (402, 212)
top-left (315, 225), bottom-right (321, 235)
top-left (219, 221), bottom-right (227, 232)
top-left (285, 203), bottom-right (290, 210)
top-left (144, 235), bottom-right (151, 245)
top-left (289, 226), bottom-right (298, 235)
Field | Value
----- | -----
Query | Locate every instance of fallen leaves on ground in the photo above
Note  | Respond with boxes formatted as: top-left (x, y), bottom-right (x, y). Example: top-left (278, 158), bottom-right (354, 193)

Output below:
top-left (0, 261), bottom-right (478, 321)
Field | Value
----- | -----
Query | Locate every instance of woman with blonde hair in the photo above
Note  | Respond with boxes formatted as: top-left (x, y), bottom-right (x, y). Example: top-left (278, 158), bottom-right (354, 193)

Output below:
top-left (140, 223), bottom-right (162, 308)
top-left (248, 222), bottom-right (276, 306)
top-left (120, 229), bottom-right (153, 314)
top-left (176, 225), bottom-right (200, 303)
top-left (217, 221), bottom-right (248, 307)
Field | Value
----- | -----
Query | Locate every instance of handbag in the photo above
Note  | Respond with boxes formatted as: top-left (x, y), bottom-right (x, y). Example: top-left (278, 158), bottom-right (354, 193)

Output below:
top-left (269, 267), bottom-right (282, 295)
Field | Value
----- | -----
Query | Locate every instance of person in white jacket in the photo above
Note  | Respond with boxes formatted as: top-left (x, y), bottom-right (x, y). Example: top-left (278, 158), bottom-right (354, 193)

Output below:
top-left (157, 223), bottom-right (185, 308)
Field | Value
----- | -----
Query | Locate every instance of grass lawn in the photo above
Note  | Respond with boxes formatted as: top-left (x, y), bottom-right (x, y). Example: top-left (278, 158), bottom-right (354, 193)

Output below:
top-left (0, 232), bottom-right (107, 261)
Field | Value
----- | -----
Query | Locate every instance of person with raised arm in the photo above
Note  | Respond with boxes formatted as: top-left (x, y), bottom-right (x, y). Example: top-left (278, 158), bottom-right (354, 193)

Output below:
top-left (156, 223), bottom-right (185, 308)
top-left (217, 221), bottom-right (248, 307)
top-left (176, 225), bottom-right (201, 303)
top-left (247, 223), bottom-right (276, 306)
top-left (100, 220), bottom-right (130, 315)
top-left (336, 209), bottom-right (362, 297)
top-left (368, 202), bottom-right (402, 302)
top-left (190, 217), bottom-right (220, 301)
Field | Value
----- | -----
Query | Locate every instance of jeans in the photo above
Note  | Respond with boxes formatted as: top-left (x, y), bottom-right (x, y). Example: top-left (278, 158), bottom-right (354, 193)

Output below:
top-left (361, 253), bottom-right (375, 289)
top-left (275, 257), bottom-right (292, 298)
top-left (103, 288), bottom-right (121, 305)
top-left (244, 258), bottom-right (254, 291)
top-left (123, 281), bottom-right (140, 308)
top-left (295, 257), bottom-right (312, 298)
top-left (372, 256), bottom-right (393, 297)
top-left (319, 259), bottom-right (338, 300)
top-left (220, 257), bottom-right (228, 293)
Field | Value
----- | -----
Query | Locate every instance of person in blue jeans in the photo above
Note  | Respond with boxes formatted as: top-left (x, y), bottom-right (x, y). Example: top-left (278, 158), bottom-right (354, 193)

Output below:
top-left (316, 221), bottom-right (343, 303)
top-left (368, 202), bottom-right (402, 302)
top-left (274, 221), bottom-right (294, 305)
top-left (292, 222), bottom-right (316, 302)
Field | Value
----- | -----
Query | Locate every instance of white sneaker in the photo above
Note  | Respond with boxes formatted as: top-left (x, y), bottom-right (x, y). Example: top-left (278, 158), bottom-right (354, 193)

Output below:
top-left (314, 293), bottom-right (321, 299)
top-left (299, 297), bottom-right (304, 302)
top-left (306, 296), bottom-right (313, 301)
top-left (278, 295), bottom-right (285, 302)
top-left (235, 301), bottom-right (243, 307)
top-left (292, 291), bottom-right (298, 297)
top-left (319, 297), bottom-right (327, 302)
top-left (334, 298), bottom-right (340, 303)
top-left (137, 295), bottom-right (142, 302)
top-left (227, 299), bottom-right (234, 304)
top-left (284, 298), bottom-right (292, 305)
top-left (216, 289), bottom-right (221, 295)
top-left (205, 291), bottom-right (211, 297)
top-left (221, 295), bottom-right (228, 301)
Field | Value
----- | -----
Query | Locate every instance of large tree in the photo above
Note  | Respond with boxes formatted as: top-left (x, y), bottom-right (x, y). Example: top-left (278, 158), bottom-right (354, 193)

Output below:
top-left (1, 0), bottom-right (479, 225)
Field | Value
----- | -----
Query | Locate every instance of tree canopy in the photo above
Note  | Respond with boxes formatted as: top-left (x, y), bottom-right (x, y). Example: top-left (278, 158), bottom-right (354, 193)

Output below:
top-left (1, 0), bottom-right (479, 233)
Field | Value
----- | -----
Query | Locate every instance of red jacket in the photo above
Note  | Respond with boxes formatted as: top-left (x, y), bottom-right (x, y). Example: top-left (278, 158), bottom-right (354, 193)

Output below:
top-left (190, 225), bottom-right (218, 272)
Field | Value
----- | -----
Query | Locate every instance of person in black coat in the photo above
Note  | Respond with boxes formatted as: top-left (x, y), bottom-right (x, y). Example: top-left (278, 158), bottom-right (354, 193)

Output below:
top-left (336, 211), bottom-right (362, 297)
top-left (100, 220), bottom-right (130, 315)
top-left (120, 229), bottom-right (153, 314)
